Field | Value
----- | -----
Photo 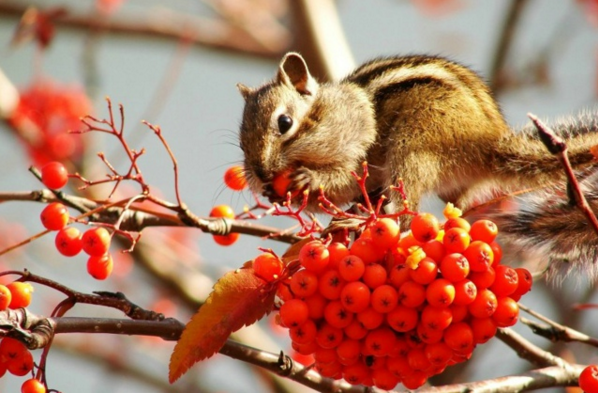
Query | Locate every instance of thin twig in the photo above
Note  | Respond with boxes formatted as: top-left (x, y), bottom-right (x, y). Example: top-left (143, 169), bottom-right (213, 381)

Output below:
top-left (528, 113), bottom-right (598, 235)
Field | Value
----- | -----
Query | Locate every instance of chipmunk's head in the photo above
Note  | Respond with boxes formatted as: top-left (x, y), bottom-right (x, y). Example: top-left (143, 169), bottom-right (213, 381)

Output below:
top-left (237, 52), bottom-right (376, 208)
top-left (236, 52), bottom-right (320, 194)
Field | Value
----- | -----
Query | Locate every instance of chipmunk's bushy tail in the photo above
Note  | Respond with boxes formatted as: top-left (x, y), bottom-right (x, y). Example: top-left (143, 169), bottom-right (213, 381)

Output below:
top-left (485, 170), bottom-right (598, 284)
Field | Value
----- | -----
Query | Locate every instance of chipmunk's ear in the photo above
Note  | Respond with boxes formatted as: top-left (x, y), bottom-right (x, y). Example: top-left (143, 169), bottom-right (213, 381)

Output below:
top-left (236, 83), bottom-right (253, 101)
top-left (277, 52), bottom-right (318, 96)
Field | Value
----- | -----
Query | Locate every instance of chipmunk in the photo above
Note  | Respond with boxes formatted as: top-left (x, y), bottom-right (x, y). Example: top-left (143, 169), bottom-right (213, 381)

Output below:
top-left (236, 52), bottom-right (598, 280)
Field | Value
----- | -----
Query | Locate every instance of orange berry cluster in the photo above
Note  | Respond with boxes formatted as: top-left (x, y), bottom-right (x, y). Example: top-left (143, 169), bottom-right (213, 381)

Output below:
top-left (272, 211), bottom-right (532, 390)
top-left (0, 336), bottom-right (45, 392)
top-left (38, 162), bottom-right (115, 280)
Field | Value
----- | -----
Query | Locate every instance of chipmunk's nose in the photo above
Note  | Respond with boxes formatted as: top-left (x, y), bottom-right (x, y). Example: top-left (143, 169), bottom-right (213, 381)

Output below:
top-left (253, 166), bottom-right (272, 183)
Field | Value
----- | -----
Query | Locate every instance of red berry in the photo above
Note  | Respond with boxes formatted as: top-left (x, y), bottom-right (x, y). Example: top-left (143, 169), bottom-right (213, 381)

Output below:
top-left (40, 202), bottom-right (69, 231)
top-left (7, 282), bottom-right (34, 309)
top-left (299, 240), bottom-right (330, 273)
top-left (370, 284), bottom-right (399, 314)
top-left (21, 378), bottom-right (47, 393)
top-left (55, 226), bottom-right (83, 256)
top-left (386, 304), bottom-right (419, 332)
top-left (426, 278), bottom-right (455, 307)
top-left (439, 253), bottom-right (470, 282)
top-left (272, 169), bottom-right (299, 198)
top-left (443, 227), bottom-right (470, 254)
top-left (369, 218), bottom-right (400, 250)
top-left (223, 165), bottom-right (247, 191)
top-left (410, 257), bottom-right (438, 285)
top-left (279, 299), bottom-right (309, 328)
top-left (253, 253), bottom-right (283, 282)
top-left (0, 285), bottom-right (12, 310)
top-left (490, 265), bottom-right (519, 297)
top-left (290, 269), bottom-right (319, 298)
top-left (340, 281), bottom-right (371, 313)
top-left (87, 253), bottom-right (114, 280)
top-left (492, 296), bottom-right (519, 327)
top-left (470, 219), bottom-right (498, 243)
top-left (411, 213), bottom-right (440, 242)
top-left (463, 241), bottom-right (494, 272)
top-left (338, 255), bottom-right (365, 282)
top-left (81, 227), bottom-right (111, 257)
top-left (41, 161), bottom-right (68, 189)
top-left (580, 364), bottom-right (598, 393)
top-left (468, 288), bottom-right (498, 319)
top-left (209, 205), bottom-right (240, 246)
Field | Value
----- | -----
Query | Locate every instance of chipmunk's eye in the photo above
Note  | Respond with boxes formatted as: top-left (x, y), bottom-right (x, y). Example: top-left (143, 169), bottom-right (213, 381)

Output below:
top-left (277, 114), bottom-right (293, 134)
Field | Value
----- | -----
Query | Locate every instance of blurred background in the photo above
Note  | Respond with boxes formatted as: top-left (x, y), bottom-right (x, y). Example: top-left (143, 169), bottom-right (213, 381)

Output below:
top-left (0, 0), bottom-right (597, 392)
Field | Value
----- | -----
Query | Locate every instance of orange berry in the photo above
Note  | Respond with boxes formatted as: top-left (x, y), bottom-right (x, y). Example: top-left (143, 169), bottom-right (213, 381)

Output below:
top-left (425, 341), bottom-right (453, 366)
top-left (338, 255), bottom-right (365, 282)
top-left (41, 161), bottom-right (68, 189)
top-left (21, 378), bottom-right (46, 393)
top-left (55, 226), bottom-right (83, 257)
top-left (492, 296), bottom-right (519, 327)
top-left (511, 267), bottom-right (533, 300)
top-left (350, 236), bottom-right (382, 264)
top-left (7, 282), bottom-right (34, 309)
top-left (253, 253), bottom-right (283, 282)
top-left (490, 265), bottom-right (519, 297)
top-left (327, 242), bottom-right (349, 270)
top-left (279, 299), bottom-right (309, 328)
top-left (372, 367), bottom-right (400, 390)
top-left (304, 293), bottom-right (327, 320)
top-left (324, 300), bottom-right (354, 329)
top-left (421, 304), bottom-right (453, 331)
top-left (443, 227), bottom-right (470, 253)
top-left (369, 218), bottom-right (400, 250)
top-left (439, 253), bottom-right (470, 282)
top-left (340, 281), bottom-right (371, 313)
top-left (471, 317), bottom-right (498, 344)
top-left (443, 322), bottom-right (474, 353)
top-left (444, 217), bottom-right (471, 232)
top-left (463, 241), bottom-right (494, 272)
top-left (426, 278), bottom-right (455, 307)
top-left (410, 213), bottom-right (440, 242)
top-left (409, 257), bottom-right (438, 285)
top-left (342, 363), bottom-right (370, 385)
top-left (356, 307), bottom-right (385, 330)
top-left (422, 239), bottom-right (446, 263)
top-left (0, 337), bottom-right (29, 365)
top-left (453, 279), bottom-right (477, 306)
top-left (398, 280), bottom-right (426, 308)
top-left (389, 263), bottom-right (411, 288)
top-left (315, 323), bottom-right (344, 349)
top-left (364, 327), bottom-right (396, 357)
top-left (290, 269), bottom-right (318, 298)
top-left (289, 319), bottom-right (317, 344)
top-left (386, 305), bottom-right (419, 332)
top-left (87, 253), bottom-right (114, 280)
top-left (40, 202), bottom-right (69, 231)
top-left (81, 227), bottom-right (111, 257)
top-left (209, 204), bottom-right (235, 218)
top-left (579, 365), bottom-right (598, 393)
top-left (362, 263), bottom-right (387, 289)
top-left (370, 284), bottom-right (399, 314)
top-left (470, 219), bottom-right (498, 243)
top-left (299, 240), bottom-right (330, 273)
top-left (0, 285), bottom-right (12, 310)
top-left (470, 266), bottom-right (496, 289)
top-left (272, 169), bottom-right (298, 198)
top-left (318, 269), bottom-right (345, 300)
top-left (212, 233), bottom-right (239, 246)
top-left (344, 319), bottom-right (368, 340)
top-left (336, 338), bottom-right (361, 363)
top-left (468, 288), bottom-right (498, 319)
top-left (7, 348), bottom-right (33, 376)
top-left (223, 165), bottom-right (247, 191)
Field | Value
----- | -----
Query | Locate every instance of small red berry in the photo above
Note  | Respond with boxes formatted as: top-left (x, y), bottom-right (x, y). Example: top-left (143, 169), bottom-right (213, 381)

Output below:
top-left (40, 202), bottom-right (69, 231)
top-left (21, 378), bottom-right (47, 393)
top-left (55, 226), bottom-right (83, 257)
top-left (7, 282), bottom-right (34, 309)
top-left (81, 227), bottom-right (111, 257)
top-left (41, 161), bottom-right (69, 189)
top-left (223, 165), bottom-right (247, 191)
top-left (87, 253), bottom-right (114, 280)
top-left (580, 364), bottom-right (598, 393)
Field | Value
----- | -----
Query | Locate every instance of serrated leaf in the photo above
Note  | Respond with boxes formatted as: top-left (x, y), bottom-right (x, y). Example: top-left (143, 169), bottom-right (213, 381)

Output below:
top-left (168, 263), bottom-right (276, 382)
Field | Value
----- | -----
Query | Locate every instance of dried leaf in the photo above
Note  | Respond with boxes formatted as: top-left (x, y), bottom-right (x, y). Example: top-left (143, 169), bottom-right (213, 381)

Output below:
top-left (168, 262), bottom-right (276, 382)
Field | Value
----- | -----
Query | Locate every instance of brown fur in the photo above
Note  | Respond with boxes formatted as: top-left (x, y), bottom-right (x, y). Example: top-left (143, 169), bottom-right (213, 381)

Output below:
top-left (238, 53), bottom-right (598, 222)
